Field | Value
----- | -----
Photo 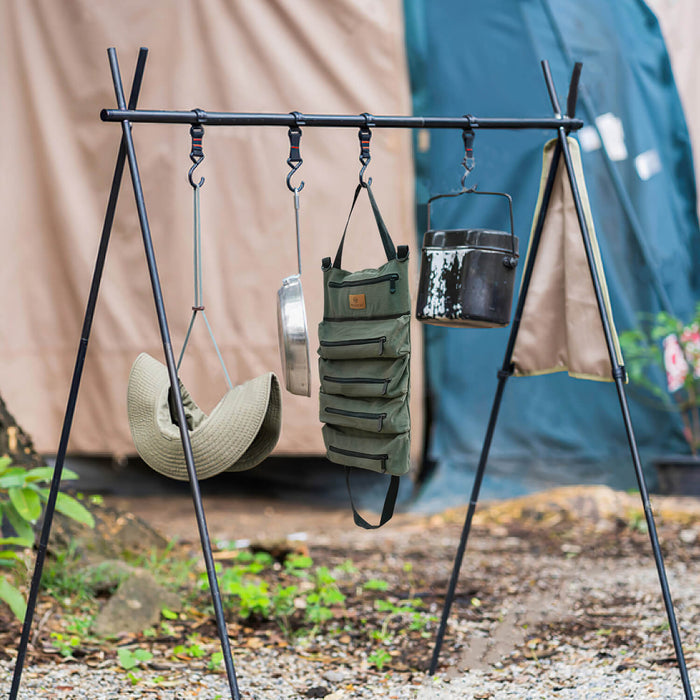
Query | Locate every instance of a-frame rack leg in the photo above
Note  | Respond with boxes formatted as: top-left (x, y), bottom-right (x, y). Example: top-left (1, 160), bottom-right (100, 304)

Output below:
top-left (106, 48), bottom-right (241, 699)
top-left (429, 62), bottom-right (693, 700)
top-left (8, 48), bottom-right (149, 700)
top-left (9, 49), bottom-right (242, 700)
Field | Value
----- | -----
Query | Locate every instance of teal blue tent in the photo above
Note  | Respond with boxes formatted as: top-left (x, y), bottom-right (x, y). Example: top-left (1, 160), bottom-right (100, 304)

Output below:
top-left (404, 0), bottom-right (700, 508)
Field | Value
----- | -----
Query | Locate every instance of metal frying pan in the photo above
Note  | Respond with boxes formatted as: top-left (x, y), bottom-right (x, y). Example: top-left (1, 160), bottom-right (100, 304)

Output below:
top-left (277, 185), bottom-right (311, 396)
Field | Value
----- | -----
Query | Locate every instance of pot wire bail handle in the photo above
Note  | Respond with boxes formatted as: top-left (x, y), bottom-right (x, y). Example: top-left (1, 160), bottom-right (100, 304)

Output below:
top-left (287, 112), bottom-right (305, 274)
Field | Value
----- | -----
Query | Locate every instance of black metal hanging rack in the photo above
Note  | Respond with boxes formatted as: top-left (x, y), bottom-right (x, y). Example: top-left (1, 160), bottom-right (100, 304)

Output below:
top-left (100, 109), bottom-right (578, 131)
top-left (8, 47), bottom-right (694, 700)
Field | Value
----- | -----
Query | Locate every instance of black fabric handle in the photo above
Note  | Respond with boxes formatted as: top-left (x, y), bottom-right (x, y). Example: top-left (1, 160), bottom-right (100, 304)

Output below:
top-left (345, 467), bottom-right (400, 529)
top-left (333, 183), bottom-right (397, 269)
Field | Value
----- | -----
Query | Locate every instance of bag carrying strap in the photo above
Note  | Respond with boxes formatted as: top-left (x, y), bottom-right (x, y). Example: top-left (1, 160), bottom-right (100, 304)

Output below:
top-left (333, 183), bottom-right (397, 269)
top-left (345, 467), bottom-right (400, 529)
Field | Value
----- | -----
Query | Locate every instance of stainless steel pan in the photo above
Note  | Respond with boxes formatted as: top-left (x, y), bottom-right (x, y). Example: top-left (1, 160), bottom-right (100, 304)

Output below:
top-left (277, 186), bottom-right (311, 396)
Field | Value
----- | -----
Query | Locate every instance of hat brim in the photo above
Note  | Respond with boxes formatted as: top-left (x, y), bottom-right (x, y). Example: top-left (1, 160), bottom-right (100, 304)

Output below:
top-left (127, 353), bottom-right (282, 480)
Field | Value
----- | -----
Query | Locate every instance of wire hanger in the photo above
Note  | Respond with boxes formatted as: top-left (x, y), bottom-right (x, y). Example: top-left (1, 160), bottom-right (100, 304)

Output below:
top-left (177, 118), bottom-right (233, 390)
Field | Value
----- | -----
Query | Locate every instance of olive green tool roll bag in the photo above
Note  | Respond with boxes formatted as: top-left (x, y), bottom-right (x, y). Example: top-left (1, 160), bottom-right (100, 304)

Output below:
top-left (318, 182), bottom-right (411, 529)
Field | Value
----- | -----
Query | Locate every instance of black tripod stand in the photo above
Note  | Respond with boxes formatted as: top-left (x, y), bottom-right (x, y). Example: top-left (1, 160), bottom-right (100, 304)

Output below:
top-left (8, 48), bottom-right (692, 700)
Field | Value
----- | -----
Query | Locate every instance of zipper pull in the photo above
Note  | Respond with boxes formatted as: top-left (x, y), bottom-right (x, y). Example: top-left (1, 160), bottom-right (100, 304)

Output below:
top-left (390, 276), bottom-right (397, 294)
top-left (381, 378), bottom-right (389, 396)
top-left (379, 336), bottom-right (386, 355)
top-left (377, 414), bottom-right (387, 431)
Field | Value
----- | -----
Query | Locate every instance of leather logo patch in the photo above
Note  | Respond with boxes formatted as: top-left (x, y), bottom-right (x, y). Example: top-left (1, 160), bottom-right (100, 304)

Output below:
top-left (349, 293), bottom-right (366, 310)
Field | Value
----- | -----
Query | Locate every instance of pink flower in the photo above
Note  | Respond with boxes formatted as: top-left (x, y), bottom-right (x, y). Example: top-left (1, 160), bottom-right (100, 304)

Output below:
top-left (663, 333), bottom-right (689, 392)
top-left (681, 323), bottom-right (700, 377)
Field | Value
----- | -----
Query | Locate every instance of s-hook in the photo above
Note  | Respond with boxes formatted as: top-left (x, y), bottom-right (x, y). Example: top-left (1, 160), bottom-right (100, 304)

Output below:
top-left (460, 116), bottom-right (476, 189)
top-left (285, 113), bottom-right (305, 274)
top-left (188, 109), bottom-right (207, 188)
top-left (286, 111), bottom-right (305, 193)
top-left (358, 113), bottom-right (374, 187)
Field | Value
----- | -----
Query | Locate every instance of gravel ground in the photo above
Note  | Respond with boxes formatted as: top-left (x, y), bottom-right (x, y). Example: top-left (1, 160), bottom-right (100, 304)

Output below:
top-left (3, 486), bottom-right (700, 699)
top-left (2, 648), bottom-right (698, 699)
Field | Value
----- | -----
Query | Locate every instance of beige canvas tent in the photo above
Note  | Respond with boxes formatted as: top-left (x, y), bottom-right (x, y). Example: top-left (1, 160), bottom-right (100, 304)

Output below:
top-left (0, 0), bottom-right (422, 463)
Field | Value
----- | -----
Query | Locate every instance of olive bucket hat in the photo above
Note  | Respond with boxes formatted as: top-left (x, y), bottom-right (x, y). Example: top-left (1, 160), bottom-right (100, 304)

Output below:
top-left (127, 353), bottom-right (282, 480)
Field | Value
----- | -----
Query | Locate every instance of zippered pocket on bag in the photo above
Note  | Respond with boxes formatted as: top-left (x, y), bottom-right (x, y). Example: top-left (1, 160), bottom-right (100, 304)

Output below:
top-left (319, 356), bottom-right (408, 398)
top-left (319, 336), bottom-right (387, 356)
top-left (324, 406), bottom-right (387, 432)
top-left (328, 273), bottom-right (399, 294)
top-left (323, 375), bottom-right (390, 395)
top-left (328, 445), bottom-right (388, 472)
top-left (323, 259), bottom-right (410, 319)
top-left (320, 393), bottom-right (410, 434)
top-left (322, 425), bottom-right (411, 476)
top-left (318, 315), bottom-right (409, 360)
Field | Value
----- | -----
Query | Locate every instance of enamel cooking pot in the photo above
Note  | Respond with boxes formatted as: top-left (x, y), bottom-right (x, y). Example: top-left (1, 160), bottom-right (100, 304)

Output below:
top-left (415, 188), bottom-right (519, 328)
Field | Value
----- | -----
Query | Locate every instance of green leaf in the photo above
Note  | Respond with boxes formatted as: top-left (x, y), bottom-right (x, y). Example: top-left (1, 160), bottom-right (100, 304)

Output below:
top-left (0, 577), bottom-right (27, 620)
top-left (0, 536), bottom-right (33, 548)
top-left (23, 466), bottom-right (78, 484)
top-left (0, 551), bottom-right (22, 562)
top-left (0, 469), bottom-right (31, 490)
top-left (55, 493), bottom-right (95, 528)
top-left (118, 648), bottom-right (139, 670)
top-left (9, 488), bottom-right (42, 523)
top-left (0, 456), bottom-right (12, 475)
top-left (363, 579), bottom-right (389, 591)
top-left (36, 490), bottom-right (95, 528)
top-left (133, 648), bottom-right (153, 663)
top-left (5, 506), bottom-right (35, 542)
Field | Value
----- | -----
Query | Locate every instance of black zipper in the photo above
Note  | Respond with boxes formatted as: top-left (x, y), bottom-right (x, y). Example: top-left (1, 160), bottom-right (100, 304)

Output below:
top-left (319, 336), bottom-right (386, 355)
top-left (323, 376), bottom-right (390, 396)
top-left (329, 273), bottom-right (399, 294)
top-left (322, 311), bottom-right (408, 322)
top-left (325, 407), bottom-right (387, 432)
top-left (328, 445), bottom-right (388, 473)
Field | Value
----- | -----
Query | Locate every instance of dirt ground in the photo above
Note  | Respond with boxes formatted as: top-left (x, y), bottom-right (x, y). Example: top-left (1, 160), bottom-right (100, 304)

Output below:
top-left (3, 483), bottom-right (700, 691)
top-left (102, 484), bottom-right (700, 672)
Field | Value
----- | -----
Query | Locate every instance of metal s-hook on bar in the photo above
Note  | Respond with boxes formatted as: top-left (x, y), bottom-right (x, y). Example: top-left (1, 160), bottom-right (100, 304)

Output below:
top-left (358, 112), bottom-right (374, 187)
top-left (286, 111), bottom-right (305, 192)
top-left (188, 109), bottom-right (207, 188)
top-left (460, 117), bottom-right (476, 189)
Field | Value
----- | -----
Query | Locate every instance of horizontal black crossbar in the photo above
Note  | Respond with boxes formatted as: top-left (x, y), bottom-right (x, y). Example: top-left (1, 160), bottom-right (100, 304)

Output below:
top-left (100, 108), bottom-right (583, 131)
